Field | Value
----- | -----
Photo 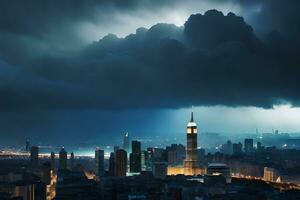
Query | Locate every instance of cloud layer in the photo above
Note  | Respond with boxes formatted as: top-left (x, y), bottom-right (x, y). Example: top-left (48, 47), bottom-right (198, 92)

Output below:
top-left (0, 0), bottom-right (299, 111)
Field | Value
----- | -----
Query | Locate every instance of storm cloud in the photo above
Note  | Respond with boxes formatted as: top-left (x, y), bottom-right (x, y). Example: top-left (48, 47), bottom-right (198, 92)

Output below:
top-left (0, 0), bottom-right (300, 111)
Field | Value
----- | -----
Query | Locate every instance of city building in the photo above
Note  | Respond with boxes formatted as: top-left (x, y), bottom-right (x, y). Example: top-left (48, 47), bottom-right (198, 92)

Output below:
top-left (59, 148), bottom-right (68, 170)
top-left (26, 139), bottom-right (30, 152)
top-left (115, 149), bottom-right (127, 177)
top-left (197, 148), bottom-right (205, 162)
top-left (130, 140), bottom-right (141, 173)
top-left (233, 142), bottom-right (243, 155)
top-left (50, 152), bottom-right (55, 170)
top-left (257, 141), bottom-right (264, 151)
top-left (244, 138), bottom-right (254, 153)
top-left (55, 169), bottom-right (101, 199)
top-left (167, 144), bottom-right (185, 166)
top-left (152, 162), bottom-right (167, 179)
top-left (141, 150), bottom-right (151, 171)
top-left (206, 163), bottom-right (231, 183)
top-left (108, 152), bottom-right (115, 176)
top-left (41, 162), bottom-right (51, 185)
top-left (263, 167), bottom-right (280, 182)
top-left (30, 146), bottom-right (39, 170)
top-left (95, 149), bottom-right (104, 177)
top-left (168, 112), bottom-right (205, 176)
top-left (70, 152), bottom-right (74, 170)
top-left (123, 132), bottom-right (130, 154)
top-left (114, 146), bottom-right (120, 153)
top-left (221, 140), bottom-right (233, 155)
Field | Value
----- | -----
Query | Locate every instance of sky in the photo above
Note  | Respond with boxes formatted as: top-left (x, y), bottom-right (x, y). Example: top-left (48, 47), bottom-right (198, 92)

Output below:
top-left (0, 0), bottom-right (300, 147)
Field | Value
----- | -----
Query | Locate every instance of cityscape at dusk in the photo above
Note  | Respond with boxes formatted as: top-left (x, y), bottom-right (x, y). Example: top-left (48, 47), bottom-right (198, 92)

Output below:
top-left (1, 0), bottom-right (300, 199)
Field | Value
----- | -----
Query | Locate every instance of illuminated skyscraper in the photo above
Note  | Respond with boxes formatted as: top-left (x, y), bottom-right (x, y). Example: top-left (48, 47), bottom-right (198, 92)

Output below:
top-left (95, 149), bottom-right (104, 177)
top-left (115, 149), bottom-right (127, 177)
top-left (168, 111), bottom-right (204, 176)
top-left (184, 112), bottom-right (199, 173)
top-left (30, 146), bottom-right (39, 169)
top-left (59, 148), bottom-right (68, 170)
top-left (123, 132), bottom-right (130, 153)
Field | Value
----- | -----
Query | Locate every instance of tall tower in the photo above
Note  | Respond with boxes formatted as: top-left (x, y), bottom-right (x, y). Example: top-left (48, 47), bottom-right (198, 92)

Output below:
top-left (95, 148), bottom-right (104, 177)
top-left (26, 139), bottom-right (30, 152)
top-left (50, 152), bottom-right (55, 170)
top-left (130, 140), bottom-right (141, 173)
top-left (30, 146), bottom-right (39, 170)
top-left (70, 152), bottom-right (74, 170)
top-left (123, 132), bottom-right (130, 153)
top-left (59, 147), bottom-right (68, 170)
top-left (115, 149), bottom-right (127, 177)
top-left (184, 111), bottom-right (200, 175)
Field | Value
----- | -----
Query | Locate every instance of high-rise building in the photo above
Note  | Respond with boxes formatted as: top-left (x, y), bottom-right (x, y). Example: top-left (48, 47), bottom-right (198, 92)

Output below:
top-left (152, 162), bottom-right (167, 179)
top-left (257, 142), bottom-right (263, 151)
top-left (123, 132), bottom-right (130, 153)
top-left (109, 152), bottom-right (115, 176)
top-left (221, 140), bottom-right (233, 155)
top-left (184, 112), bottom-right (200, 175)
top-left (50, 152), bottom-right (55, 170)
top-left (167, 144), bottom-right (185, 166)
top-left (70, 152), bottom-right (74, 170)
top-left (168, 111), bottom-right (204, 176)
top-left (233, 143), bottom-right (243, 155)
top-left (130, 140), bottom-right (141, 173)
top-left (26, 139), bottom-right (30, 152)
top-left (114, 146), bottom-right (120, 153)
top-left (197, 148), bottom-right (205, 162)
top-left (30, 146), bottom-right (39, 169)
top-left (115, 149), bottom-right (127, 177)
top-left (59, 148), bottom-right (68, 170)
top-left (132, 140), bottom-right (141, 154)
top-left (244, 139), bottom-right (254, 153)
top-left (95, 149), bottom-right (104, 177)
top-left (41, 162), bottom-right (51, 185)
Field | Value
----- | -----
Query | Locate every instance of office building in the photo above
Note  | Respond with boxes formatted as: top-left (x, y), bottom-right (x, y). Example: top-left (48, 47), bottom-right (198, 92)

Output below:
top-left (167, 144), bottom-right (185, 166)
top-left (26, 139), bottom-right (30, 152)
top-left (114, 146), bottom-right (120, 153)
top-left (109, 152), bottom-right (115, 176)
top-left (152, 162), bottom-right (167, 179)
top-left (30, 146), bottom-right (39, 169)
top-left (233, 142), bottom-right (243, 155)
top-left (244, 139), bottom-right (254, 153)
top-left (130, 140), bottom-right (141, 173)
top-left (59, 148), bottom-right (68, 170)
top-left (123, 132), bottom-right (130, 153)
top-left (70, 152), bottom-right (74, 170)
top-left (95, 149), bottom-right (104, 177)
top-left (221, 140), bottom-right (233, 155)
top-left (115, 149), bottom-right (127, 177)
top-left (50, 152), bottom-right (55, 170)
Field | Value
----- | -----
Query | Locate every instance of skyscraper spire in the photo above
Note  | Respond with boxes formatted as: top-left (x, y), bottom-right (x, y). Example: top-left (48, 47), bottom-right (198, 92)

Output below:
top-left (191, 111), bottom-right (194, 122)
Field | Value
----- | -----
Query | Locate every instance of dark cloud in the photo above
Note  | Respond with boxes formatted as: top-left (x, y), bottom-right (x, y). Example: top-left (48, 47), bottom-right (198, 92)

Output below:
top-left (0, 0), bottom-right (299, 111)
